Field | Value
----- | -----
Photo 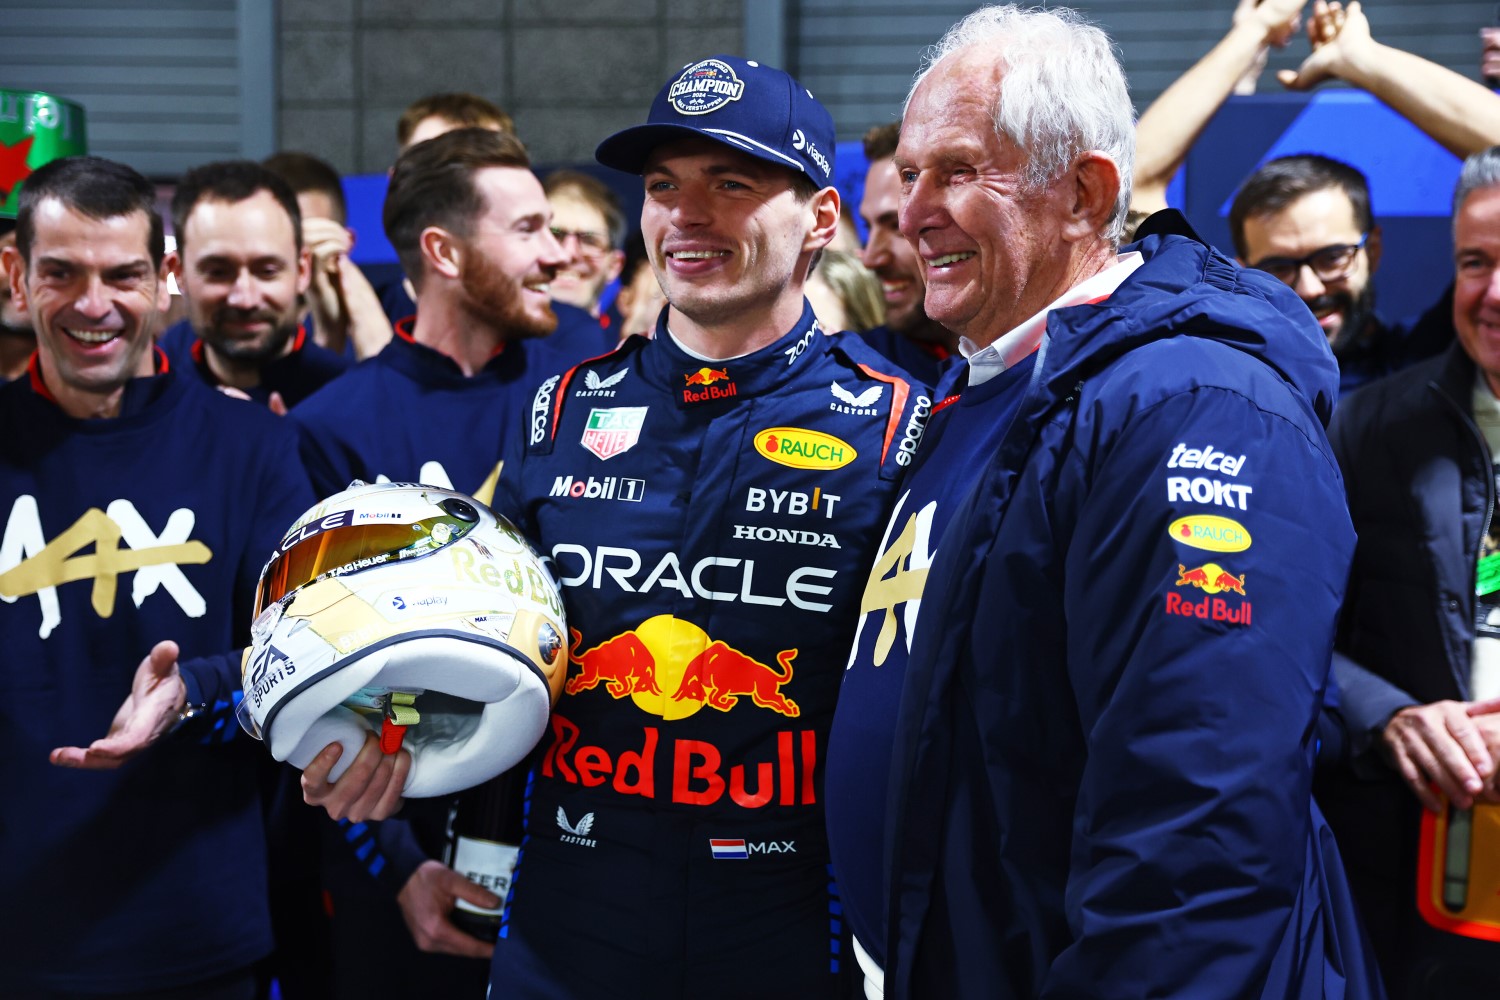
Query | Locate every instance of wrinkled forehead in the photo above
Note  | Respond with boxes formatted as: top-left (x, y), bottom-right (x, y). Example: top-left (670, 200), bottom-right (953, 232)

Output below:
top-left (29, 197), bottom-right (155, 263)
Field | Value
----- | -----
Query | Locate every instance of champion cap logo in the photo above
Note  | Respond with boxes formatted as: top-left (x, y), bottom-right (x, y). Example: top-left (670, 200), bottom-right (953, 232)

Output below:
top-left (668, 59), bottom-right (746, 116)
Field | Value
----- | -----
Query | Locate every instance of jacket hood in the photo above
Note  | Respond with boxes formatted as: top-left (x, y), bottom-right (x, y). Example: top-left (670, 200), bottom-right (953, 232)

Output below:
top-left (1036, 234), bottom-right (1341, 426)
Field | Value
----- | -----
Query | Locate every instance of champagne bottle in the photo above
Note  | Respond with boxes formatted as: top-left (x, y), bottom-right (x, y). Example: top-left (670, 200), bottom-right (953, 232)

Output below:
top-left (444, 770), bottom-right (525, 941)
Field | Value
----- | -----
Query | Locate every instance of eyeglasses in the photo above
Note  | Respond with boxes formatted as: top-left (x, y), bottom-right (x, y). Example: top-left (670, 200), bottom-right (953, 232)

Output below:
top-left (1250, 233), bottom-right (1369, 286)
top-left (549, 227), bottom-right (614, 256)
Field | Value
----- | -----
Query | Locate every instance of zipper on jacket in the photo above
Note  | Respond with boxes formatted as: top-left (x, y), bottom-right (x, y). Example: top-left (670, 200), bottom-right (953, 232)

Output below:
top-left (1429, 380), bottom-right (1495, 686)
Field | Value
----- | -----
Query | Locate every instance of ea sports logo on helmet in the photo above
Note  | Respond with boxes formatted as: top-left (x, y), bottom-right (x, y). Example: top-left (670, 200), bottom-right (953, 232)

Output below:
top-left (668, 58), bottom-right (745, 116)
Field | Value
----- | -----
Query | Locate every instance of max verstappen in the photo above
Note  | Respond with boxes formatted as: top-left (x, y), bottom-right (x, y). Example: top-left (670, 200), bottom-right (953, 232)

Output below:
top-left (306, 55), bottom-right (933, 998)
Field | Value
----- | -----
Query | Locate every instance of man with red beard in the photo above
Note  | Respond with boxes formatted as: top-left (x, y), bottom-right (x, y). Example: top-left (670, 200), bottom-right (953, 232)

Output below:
top-left (292, 127), bottom-right (568, 501)
top-left (287, 125), bottom-right (570, 999)
top-left (160, 160), bottom-right (349, 410)
top-left (854, 122), bottom-right (956, 385)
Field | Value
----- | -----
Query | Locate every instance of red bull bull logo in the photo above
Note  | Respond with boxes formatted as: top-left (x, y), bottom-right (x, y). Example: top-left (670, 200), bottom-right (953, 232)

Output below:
top-left (565, 615), bottom-right (799, 719)
top-left (1167, 562), bottom-right (1251, 624)
top-left (684, 367), bottom-right (730, 387)
top-left (682, 367), bottom-right (737, 404)
top-left (1174, 562), bottom-right (1246, 595)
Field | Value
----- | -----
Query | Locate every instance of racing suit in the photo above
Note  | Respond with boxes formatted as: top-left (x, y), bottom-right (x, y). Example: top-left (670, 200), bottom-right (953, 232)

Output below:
top-left (489, 303), bottom-right (930, 999)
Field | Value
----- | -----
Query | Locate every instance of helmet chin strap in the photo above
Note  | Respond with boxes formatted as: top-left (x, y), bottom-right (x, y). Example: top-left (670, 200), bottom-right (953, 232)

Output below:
top-left (379, 691), bottom-right (420, 754)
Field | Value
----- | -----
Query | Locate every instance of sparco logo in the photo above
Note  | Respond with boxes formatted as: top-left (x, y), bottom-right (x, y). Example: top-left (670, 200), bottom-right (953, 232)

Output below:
top-left (531, 375), bottom-right (560, 446)
top-left (791, 129), bottom-right (831, 178)
top-left (895, 395), bottom-right (931, 467)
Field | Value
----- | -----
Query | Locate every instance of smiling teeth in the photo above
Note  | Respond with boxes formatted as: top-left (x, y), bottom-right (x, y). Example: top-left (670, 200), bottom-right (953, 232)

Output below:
top-left (669, 250), bottom-right (728, 260)
top-left (930, 252), bottom-right (975, 267)
top-left (64, 328), bottom-right (118, 344)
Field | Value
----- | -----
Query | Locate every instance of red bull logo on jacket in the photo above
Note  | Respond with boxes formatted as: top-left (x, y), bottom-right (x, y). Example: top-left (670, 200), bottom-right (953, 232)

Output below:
top-left (1166, 562), bottom-right (1251, 624)
top-left (682, 367), bottom-right (737, 403)
top-left (565, 615), bottom-right (799, 720)
top-left (1174, 562), bottom-right (1246, 595)
top-left (540, 713), bottom-right (819, 809)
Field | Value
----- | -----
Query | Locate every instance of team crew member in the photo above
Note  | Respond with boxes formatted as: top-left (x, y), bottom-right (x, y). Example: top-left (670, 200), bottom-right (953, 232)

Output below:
top-left (486, 56), bottom-right (929, 999)
top-left (292, 128), bottom-right (569, 503)
top-left (2, 156), bottom-right (311, 996)
top-left (855, 122), bottom-right (956, 385)
top-left (160, 160), bottom-right (349, 410)
top-left (824, 7), bottom-right (1381, 998)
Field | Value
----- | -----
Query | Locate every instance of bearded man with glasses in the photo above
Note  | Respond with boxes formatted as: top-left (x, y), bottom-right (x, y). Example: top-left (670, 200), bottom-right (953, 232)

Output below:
top-left (1231, 153), bottom-right (1451, 395)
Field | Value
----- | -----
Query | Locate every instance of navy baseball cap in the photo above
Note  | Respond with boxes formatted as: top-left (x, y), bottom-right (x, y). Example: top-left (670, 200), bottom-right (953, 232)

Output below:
top-left (595, 55), bottom-right (835, 185)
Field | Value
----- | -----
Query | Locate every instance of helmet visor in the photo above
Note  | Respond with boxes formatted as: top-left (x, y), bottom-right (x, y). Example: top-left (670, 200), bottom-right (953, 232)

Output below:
top-left (255, 511), bottom-right (477, 618)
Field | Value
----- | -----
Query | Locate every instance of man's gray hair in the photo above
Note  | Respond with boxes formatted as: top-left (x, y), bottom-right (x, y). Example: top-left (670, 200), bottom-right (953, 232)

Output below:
top-left (1454, 145), bottom-right (1500, 217)
top-left (907, 4), bottom-right (1136, 243)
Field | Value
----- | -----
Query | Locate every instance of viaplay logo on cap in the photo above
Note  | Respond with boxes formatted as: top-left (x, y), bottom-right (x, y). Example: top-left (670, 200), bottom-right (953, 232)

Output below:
top-left (668, 59), bottom-right (746, 116)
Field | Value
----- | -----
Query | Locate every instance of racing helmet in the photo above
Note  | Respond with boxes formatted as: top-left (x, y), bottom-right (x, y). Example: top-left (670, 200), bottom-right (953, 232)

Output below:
top-left (238, 481), bottom-right (566, 798)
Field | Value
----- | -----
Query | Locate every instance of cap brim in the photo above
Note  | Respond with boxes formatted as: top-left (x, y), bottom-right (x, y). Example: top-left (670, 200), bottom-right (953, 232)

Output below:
top-left (595, 123), bottom-right (808, 177)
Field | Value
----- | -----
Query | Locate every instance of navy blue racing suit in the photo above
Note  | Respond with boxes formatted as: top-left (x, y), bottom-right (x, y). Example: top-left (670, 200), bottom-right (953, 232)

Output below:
top-left (489, 303), bottom-right (930, 999)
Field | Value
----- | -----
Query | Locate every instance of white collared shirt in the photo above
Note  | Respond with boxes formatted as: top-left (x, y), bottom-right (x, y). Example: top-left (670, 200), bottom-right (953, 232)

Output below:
top-left (961, 251), bottom-right (1144, 387)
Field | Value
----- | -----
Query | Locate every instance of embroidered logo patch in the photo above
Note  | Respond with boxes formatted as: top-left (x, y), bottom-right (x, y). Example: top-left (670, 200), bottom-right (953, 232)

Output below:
top-left (580, 407), bottom-right (647, 461)
top-left (668, 59), bottom-right (746, 115)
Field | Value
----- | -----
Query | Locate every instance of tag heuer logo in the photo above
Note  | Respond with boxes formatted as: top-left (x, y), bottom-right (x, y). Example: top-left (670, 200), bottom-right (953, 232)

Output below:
top-left (581, 406), bottom-right (648, 461)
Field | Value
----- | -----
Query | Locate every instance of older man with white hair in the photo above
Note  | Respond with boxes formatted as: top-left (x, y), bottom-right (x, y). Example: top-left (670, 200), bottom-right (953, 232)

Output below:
top-left (824, 5), bottom-right (1383, 998)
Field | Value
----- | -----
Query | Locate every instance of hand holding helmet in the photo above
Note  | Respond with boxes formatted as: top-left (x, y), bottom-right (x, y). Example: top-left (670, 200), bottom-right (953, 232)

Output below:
top-left (239, 481), bottom-right (565, 798)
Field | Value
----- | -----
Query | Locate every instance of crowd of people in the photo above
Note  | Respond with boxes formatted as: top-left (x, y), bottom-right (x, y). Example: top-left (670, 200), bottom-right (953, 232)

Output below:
top-left (6, 1), bottom-right (1500, 997)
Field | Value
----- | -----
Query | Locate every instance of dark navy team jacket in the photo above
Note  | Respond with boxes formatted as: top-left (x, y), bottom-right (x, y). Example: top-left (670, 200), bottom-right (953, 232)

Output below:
top-left (158, 317), bottom-right (351, 408)
top-left (883, 236), bottom-right (1385, 999)
top-left (0, 364), bottom-right (311, 993)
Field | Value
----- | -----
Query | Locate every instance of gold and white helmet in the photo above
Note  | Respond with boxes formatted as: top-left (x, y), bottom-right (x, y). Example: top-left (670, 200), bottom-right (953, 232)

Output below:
top-left (238, 481), bottom-right (565, 797)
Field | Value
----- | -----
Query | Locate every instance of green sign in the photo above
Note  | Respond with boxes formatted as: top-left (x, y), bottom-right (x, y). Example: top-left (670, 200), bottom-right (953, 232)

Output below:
top-left (0, 90), bottom-right (88, 219)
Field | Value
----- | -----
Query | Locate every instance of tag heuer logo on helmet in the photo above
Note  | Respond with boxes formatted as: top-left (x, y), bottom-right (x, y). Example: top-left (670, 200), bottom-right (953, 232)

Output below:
top-left (669, 59), bottom-right (745, 116)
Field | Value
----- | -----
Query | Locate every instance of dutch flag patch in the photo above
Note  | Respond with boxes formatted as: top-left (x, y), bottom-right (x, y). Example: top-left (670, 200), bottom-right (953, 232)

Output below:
top-left (710, 838), bottom-right (748, 860)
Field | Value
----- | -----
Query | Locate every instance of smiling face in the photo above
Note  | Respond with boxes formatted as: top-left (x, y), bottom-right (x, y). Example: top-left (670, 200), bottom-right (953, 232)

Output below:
top-left (895, 50), bottom-right (1077, 347)
top-left (860, 157), bottom-right (927, 334)
top-left (3, 198), bottom-right (168, 416)
top-left (1454, 184), bottom-right (1500, 398)
top-left (547, 188), bottom-right (623, 315)
top-left (456, 166), bottom-right (568, 339)
top-left (641, 137), bottom-right (833, 348)
top-left (177, 190), bottom-right (310, 366)
top-left (1239, 187), bottom-right (1377, 347)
